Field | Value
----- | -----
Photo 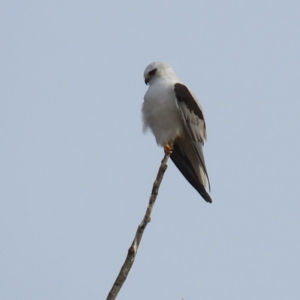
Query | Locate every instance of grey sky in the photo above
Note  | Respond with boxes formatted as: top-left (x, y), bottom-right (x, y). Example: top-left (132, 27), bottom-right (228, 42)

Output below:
top-left (1, 1), bottom-right (300, 299)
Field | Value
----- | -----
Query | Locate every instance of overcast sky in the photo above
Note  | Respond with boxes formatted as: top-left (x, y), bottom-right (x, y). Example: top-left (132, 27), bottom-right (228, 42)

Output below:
top-left (1, 1), bottom-right (300, 299)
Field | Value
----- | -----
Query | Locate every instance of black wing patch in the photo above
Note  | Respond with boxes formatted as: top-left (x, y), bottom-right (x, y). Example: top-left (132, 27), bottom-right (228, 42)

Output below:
top-left (174, 83), bottom-right (204, 121)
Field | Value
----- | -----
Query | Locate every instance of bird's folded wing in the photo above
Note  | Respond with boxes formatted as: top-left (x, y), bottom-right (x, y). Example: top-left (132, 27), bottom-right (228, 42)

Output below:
top-left (174, 83), bottom-right (211, 190)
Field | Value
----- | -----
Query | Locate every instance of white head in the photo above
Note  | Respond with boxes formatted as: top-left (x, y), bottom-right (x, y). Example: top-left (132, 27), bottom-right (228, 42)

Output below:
top-left (143, 61), bottom-right (178, 85)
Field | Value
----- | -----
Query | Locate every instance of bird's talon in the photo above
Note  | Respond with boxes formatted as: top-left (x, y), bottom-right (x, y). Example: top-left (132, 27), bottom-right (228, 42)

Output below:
top-left (164, 144), bottom-right (173, 154)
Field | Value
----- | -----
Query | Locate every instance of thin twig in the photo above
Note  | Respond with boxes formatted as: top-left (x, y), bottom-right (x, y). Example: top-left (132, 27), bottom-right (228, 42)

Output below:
top-left (106, 152), bottom-right (170, 300)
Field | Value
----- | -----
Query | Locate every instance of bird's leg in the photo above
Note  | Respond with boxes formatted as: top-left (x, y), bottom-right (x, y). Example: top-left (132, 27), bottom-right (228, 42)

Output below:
top-left (163, 136), bottom-right (180, 154)
top-left (164, 143), bottom-right (173, 155)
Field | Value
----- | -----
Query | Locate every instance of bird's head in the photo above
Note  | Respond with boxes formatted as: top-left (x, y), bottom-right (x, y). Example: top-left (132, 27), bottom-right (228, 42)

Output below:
top-left (143, 61), bottom-right (177, 85)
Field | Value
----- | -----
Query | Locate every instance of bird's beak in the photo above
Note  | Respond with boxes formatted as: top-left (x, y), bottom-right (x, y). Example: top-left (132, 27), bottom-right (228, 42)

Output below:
top-left (145, 77), bottom-right (150, 85)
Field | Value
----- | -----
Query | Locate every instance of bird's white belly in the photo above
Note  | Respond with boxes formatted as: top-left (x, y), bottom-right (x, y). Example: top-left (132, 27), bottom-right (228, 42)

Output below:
top-left (142, 84), bottom-right (184, 146)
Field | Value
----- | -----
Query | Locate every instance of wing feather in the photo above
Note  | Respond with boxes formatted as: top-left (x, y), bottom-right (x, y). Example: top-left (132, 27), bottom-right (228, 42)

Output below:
top-left (174, 83), bottom-right (211, 190)
top-left (171, 144), bottom-right (212, 202)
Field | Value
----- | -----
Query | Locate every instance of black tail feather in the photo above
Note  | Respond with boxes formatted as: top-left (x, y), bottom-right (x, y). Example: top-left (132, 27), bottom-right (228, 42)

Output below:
top-left (170, 144), bottom-right (212, 203)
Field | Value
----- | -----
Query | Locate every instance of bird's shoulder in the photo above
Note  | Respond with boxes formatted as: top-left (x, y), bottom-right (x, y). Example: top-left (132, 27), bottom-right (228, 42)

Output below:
top-left (174, 83), bottom-right (204, 120)
top-left (173, 83), bottom-right (207, 141)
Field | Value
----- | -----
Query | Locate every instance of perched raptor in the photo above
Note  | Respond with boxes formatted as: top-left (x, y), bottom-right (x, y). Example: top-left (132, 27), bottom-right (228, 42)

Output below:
top-left (142, 62), bottom-right (212, 203)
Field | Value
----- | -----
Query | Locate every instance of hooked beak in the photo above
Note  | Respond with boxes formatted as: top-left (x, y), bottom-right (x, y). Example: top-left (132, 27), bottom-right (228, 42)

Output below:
top-left (145, 77), bottom-right (150, 85)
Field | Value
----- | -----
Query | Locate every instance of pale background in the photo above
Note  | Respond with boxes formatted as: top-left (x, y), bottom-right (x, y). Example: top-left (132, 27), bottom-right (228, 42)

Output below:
top-left (1, 1), bottom-right (300, 299)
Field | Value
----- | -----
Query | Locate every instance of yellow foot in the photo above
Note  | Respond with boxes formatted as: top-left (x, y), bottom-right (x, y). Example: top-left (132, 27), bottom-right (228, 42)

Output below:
top-left (164, 144), bottom-right (173, 155)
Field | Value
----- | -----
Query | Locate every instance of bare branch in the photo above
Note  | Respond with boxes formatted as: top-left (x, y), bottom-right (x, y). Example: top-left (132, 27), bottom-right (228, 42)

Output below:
top-left (106, 152), bottom-right (170, 300)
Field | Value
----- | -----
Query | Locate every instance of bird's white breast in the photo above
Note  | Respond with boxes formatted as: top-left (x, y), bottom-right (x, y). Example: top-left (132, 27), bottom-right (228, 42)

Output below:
top-left (142, 79), bottom-right (184, 146)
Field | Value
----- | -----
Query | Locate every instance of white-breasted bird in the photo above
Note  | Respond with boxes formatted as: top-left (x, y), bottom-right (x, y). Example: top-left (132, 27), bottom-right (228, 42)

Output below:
top-left (142, 62), bottom-right (212, 203)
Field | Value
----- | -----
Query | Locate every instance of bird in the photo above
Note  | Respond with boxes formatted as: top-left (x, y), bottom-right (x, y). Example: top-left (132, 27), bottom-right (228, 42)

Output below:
top-left (142, 62), bottom-right (212, 203)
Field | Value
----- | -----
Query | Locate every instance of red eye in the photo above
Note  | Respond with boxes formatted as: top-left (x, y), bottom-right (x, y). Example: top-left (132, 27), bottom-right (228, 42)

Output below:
top-left (148, 68), bottom-right (157, 76)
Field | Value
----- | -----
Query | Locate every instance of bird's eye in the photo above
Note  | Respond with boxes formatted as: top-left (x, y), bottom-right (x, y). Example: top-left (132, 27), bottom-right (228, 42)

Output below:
top-left (148, 68), bottom-right (157, 76)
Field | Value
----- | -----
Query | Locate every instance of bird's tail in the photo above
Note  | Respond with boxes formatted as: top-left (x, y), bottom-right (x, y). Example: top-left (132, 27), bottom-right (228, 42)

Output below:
top-left (170, 145), bottom-right (212, 203)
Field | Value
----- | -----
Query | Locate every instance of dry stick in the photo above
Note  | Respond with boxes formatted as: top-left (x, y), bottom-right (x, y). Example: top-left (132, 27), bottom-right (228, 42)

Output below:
top-left (106, 152), bottom-right (171, 300)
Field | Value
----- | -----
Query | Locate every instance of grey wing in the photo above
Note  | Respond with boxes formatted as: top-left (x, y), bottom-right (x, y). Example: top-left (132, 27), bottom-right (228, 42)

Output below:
top-left (173, 83), bottom-right (211, 190)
